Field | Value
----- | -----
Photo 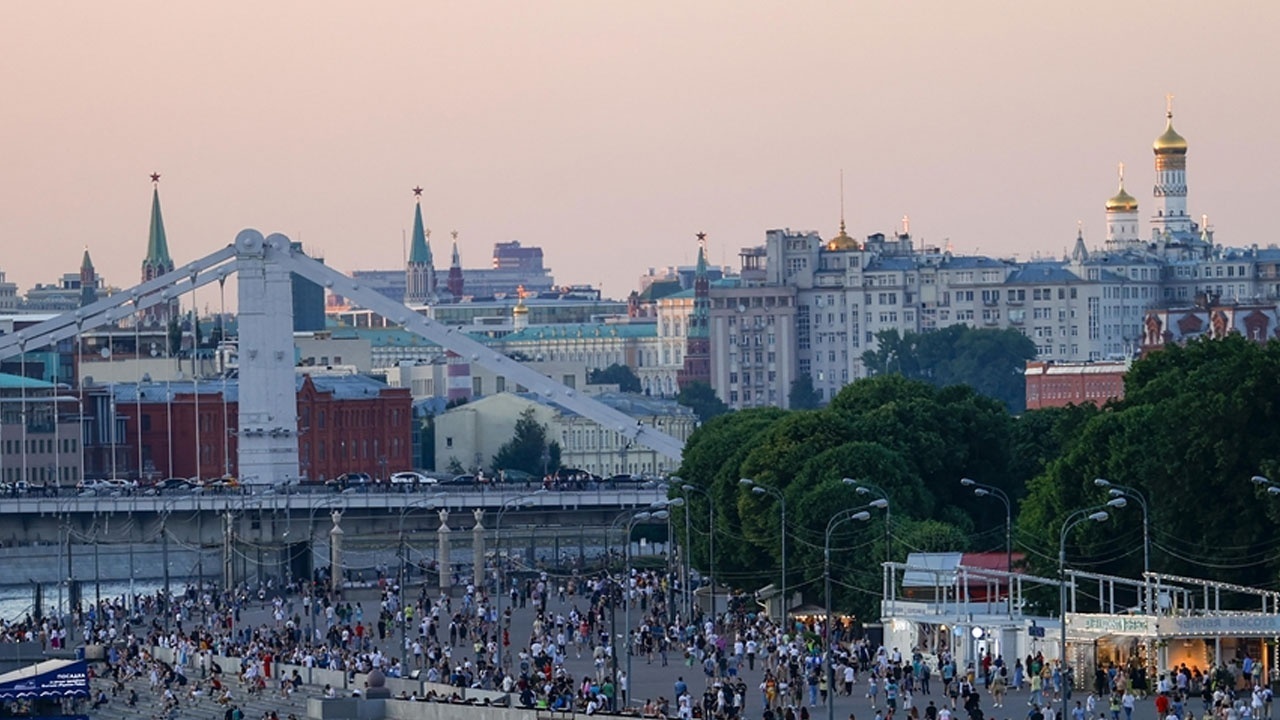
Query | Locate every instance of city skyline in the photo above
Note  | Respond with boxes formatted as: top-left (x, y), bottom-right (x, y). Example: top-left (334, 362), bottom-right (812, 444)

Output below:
top-left (4, 2), bottom-right (1279, 301)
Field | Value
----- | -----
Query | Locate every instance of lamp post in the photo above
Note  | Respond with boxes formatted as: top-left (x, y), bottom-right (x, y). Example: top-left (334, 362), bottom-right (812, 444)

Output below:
top-left (740, 478), bottom-right (788, 624)
top-left (1252, 475), bottom-right (1280, 496)
top-left (623, 509), bottom-right (667, 710)
top-left (1093, 478), bottom-right (1150, 613)
top-left (398, 494), bottom-right (445, 671)
top-left (960, 478), bottom-right (1015, 617)
top-left (671, 480), bottom-right (694, 620)
top-left (1059, 498), bottom-right (1124, 720)
top-left (825, 500), bottom-right (887, 720)
top-left (495, 490), bottom-right (545, 673)
top-left (843, 478), bottom-right (891, 569)
top-left (681, 484), bottom-right (715, 618)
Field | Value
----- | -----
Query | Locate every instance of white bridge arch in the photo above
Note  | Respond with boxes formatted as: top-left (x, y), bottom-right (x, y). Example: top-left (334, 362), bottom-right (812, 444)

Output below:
top-left (0, 230), bottom-right (684, 484)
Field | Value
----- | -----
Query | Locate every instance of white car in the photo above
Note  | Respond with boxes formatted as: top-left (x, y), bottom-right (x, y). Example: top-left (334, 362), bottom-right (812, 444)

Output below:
top-left (390, 471), bottom-right (438, 486)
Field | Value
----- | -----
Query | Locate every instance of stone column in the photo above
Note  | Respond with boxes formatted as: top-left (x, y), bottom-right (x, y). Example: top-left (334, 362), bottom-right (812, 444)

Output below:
top-left (437, 509), bottom-right (452, 594)
top-left (472, 509), bottom-right (486, 590)
top-left (329, 510), bottom-right (344, 594)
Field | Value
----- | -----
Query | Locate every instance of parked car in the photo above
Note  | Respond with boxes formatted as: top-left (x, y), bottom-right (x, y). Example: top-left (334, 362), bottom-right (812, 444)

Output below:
top-left (442, 474), bottom-right (476, 486)
top-left (326, 472), bottom-right (373, 491)
top-left (155, 477), bottom-right (196, 491)
top-left (76, 478), bottom-right (117, 492)
top-left (390, 471), bottom-right (438, 487)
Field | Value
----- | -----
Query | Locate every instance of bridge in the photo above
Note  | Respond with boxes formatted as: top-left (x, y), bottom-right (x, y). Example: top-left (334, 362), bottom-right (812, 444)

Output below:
top-left (0, 230), bottom-right (685, 488)
top-left (0, 487), bottom-right (674, 591)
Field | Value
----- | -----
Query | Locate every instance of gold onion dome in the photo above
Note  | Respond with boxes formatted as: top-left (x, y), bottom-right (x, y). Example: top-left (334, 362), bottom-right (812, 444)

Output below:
top-left (1106, 185), bottom-right (1138, 212)
top-left (1153, 112), bottom-right (1188, 154)
top-left (826, 220), bottom-right (859, 251)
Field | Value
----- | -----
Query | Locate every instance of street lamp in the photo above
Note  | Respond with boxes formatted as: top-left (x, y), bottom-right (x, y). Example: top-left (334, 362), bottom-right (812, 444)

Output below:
top-left (1093, 478), bottom-right (1150, 613)
top-left (622, 508), bottom-right (668, 710)
top-left (740, 478), bottom-right (789, 623)
top-left (960, 478), bottom-right (1013, 578)
top-left (1059, 498), bottom-right (1124, 720)
top-left (1252, 475), bottom-right (1280, 496)
top-left (825, 499), bottom-right (887, 720)
top-left (495, 490), bottom-right (545, 673)
top-left (681, 484), bottom-right (715, 617)
top-left (398, 494), bottom-right (445, 672)
top-left (670, 480), bottom-right (695, 619)
top-left (843, 478), bottom-right (891, 567)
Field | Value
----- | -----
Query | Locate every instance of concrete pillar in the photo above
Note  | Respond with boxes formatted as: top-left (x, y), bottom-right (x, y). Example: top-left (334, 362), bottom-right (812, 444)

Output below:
top-left (234, 230), bottom-right (300, 486)
top-left (472, 509), bottom-right (486, 590)
top-left (222, 510), bottom-right (234, 591)
top-left (437, 509), bottom-right (452, 594)
top-left (329, 510), bottom-right (344, 594)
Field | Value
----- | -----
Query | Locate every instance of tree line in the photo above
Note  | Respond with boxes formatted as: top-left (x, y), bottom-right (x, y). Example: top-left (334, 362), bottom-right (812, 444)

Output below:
top-left (672, 334), bottom-right (1280, 620)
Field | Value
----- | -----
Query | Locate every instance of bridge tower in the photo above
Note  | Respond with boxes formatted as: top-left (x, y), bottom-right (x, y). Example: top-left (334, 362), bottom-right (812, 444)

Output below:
top-left (234, 230), bottom-right (301, 483)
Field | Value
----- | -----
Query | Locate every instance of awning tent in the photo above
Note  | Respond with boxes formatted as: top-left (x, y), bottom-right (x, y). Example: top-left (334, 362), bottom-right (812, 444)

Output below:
top-left (0, 660), bottom-right (90, 700)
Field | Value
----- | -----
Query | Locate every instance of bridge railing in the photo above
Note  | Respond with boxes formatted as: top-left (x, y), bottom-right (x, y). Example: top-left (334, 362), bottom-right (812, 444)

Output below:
top-left (0, 486), bottom-right (670, 515)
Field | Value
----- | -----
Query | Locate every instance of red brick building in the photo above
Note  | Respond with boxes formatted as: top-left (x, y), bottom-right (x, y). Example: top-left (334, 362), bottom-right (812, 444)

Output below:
top-left (1024, 360), bottom-right (1128, 410)
top-left (116, 373), bottom-right (411, 482)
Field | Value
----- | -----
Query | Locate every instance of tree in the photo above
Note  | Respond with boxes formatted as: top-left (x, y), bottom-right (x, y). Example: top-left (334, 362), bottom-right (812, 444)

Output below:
top-left (788, 373), bottom-right (821, 409)
top-left (167, 319), bottom-right (182, 355)
top-left (676, 381), bottom-right (729, 422)
top-left (492, 407), bottom-right (558, 476)
top-left (588, 363), bottom-right (642, 393)
top-left (1017, 336), bottom-right (1280, 602)
top-left (861, 326), bottom-right (1037, 413)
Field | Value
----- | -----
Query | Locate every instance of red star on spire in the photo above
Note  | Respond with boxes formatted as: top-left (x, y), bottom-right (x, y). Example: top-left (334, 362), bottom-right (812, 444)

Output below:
top-left (696, 231), bottom-right (707, 242)
top-left (150, 172), bottom-right (161, 183)
top-left (412, 186), bottom-right (423, 198)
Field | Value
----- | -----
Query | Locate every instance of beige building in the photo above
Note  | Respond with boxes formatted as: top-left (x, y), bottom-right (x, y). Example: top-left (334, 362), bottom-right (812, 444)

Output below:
top-left (433, 391), bottom-right (695, 477)
top-left (708, 282), bottom-right (798, 409)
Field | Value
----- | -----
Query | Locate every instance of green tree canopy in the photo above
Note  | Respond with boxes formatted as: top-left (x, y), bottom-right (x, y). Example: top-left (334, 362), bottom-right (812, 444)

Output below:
top-left (676, 381), bottom-right (730, 423)
top-left (788, 373), bottom-right (821, 409)
top-left (1017, 336), bottom-right (1280, 605)
top-left (588, 363), bottom-right (642, 393)
top-left (492, 407), bottom-right (558, 476)
top-left (861, 326), bottom-right (1037, 413)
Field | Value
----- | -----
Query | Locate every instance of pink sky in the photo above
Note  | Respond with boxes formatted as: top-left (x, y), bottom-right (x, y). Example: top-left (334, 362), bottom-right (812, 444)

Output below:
top-left (3, 1), bottom-right (1278, 302)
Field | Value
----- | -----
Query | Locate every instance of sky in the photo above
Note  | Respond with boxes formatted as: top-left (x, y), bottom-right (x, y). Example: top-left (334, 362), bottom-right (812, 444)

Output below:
top-left (4, 1), bottom-right (1279, 304)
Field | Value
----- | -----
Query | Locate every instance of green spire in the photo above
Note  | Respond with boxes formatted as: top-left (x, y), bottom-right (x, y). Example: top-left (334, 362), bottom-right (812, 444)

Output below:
top-left (695, 233), bottom-right (708, 276)
top-left (80, 247), bottom-right (94, 271)
top-left (145, 184), bottom-right (172, 267)
top-left (408, 199), bottom-right (433, 265)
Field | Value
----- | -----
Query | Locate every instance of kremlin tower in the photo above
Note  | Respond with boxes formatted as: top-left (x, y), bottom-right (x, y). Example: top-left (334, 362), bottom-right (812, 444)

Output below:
top-left (79, 248), bottom-right (98, 308)
top-left (447, 231), bottom-right (465, 298)
top-left (140, 174), bottom-right (178, 327)
top-left (1150, 97), bottom-right (1191, 237)
top-left (677, 232), bottom-right (712, 391)
top-left (404, 187), bottom-right (438, 305)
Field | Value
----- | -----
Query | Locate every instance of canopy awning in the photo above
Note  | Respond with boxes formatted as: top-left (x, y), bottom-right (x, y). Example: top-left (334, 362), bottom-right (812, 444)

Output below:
top-left (0, 659), bottom-right (90, 699)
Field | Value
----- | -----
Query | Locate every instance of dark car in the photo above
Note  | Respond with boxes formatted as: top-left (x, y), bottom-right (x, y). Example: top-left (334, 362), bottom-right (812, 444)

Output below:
top-left (156, 477), bottom-right (195, 491)
top-left (326, 472), bottom-right (373, 491)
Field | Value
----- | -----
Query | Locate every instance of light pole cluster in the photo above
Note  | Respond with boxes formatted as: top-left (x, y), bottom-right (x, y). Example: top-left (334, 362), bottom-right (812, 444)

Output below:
top-left (1058, 496), bottom-right (1125, 720)
top-left (608, 501), bottom-right (677, 710)
top-left (1094, 478), bottom-right (1150, 612)
top-left (494, 490), bottom-right (545, 673)
top-left (824, 498), bottom-right (888, 720)
top-left (397, 494), bottom-right (445, 671)
top-left (739, 478), bottom-right (787, 620)
top-left (680, 483), bottom-right (714, 617)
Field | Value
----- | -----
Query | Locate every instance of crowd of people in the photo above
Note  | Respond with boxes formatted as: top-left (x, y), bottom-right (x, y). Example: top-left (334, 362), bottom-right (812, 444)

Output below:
top-left (25, 558), bottom-right (1275, 720)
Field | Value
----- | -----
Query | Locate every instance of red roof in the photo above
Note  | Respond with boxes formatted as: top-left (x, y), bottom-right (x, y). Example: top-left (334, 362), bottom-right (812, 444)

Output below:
top-left (959, 552), bottom-right (1026, 573)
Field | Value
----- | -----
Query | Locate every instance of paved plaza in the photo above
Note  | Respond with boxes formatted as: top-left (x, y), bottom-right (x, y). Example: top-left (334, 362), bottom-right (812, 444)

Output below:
top-left (217, 581), bottom-right (1207, 720)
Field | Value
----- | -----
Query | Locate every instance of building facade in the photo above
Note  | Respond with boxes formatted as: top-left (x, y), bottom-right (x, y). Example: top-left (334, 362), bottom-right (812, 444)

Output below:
top-left (1023, 360), bottom-right (1128, 410)
top-left (433, 391), bottom-right (694, 478)
top-left (107, 373), bottom-right (411, 483)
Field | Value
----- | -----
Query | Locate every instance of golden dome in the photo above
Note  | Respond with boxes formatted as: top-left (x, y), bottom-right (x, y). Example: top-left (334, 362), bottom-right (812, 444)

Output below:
top-left (512, 300), bottom-right (529, 315)
top-left (826, 220), bottom-right (859, 251)
top-left (1106, 185), bottom-right (1138, 212)
top-left (1153, 113), bottom-right (1188, 154)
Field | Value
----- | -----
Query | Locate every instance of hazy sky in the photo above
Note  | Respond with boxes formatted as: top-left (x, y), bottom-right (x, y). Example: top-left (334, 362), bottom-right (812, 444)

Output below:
top-left (4, 1), bottom-right (1279, 303)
